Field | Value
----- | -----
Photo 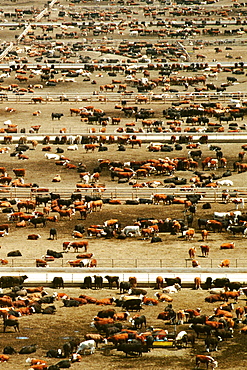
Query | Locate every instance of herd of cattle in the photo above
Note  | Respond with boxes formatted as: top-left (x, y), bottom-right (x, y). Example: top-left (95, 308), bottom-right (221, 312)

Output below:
top-left (2, 0), bottom-right (247, 368)
top-left (0, 274), bottom-right (246, 368)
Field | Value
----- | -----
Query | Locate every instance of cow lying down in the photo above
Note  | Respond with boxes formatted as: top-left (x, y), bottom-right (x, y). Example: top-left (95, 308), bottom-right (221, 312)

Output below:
top-left (162, 283), bottom-right (181, 294)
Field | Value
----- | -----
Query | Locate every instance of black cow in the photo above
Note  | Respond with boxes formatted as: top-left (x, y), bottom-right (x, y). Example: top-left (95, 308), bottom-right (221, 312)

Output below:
top-left (56, 147), bottom-right (64, 153)
top-left (35, 195), bottom-right (51, 206)
top-left (47, 249), bottom-right (63, 259)
top-left (120, 281), bottom-right (130, 293)
top-left (42, 305), bottom-right (56, 314)
top-left (52, 277), bottom-right (64, 289)
top-left (7, 250), bottom-right (22, 257)
top-left (227, 225), bottom-right (246, 235)
top-left (139, 198), bottom-right (153, 205)
top-left (205, 336), bottom-right (220, 352)
top-left (52, 113), bottom-right (64, 120)
top-left (188, 150), bottom-right (202, 159)
top-left (186, 194), bottom-right (202, 204)
top-left (30, 217), bottom-right (46, 228)
top-left (131, 314), bottom-right (146, 329)
top-left (215, 328), bottom-right (234, 341)
top-left (0, 275), bottom-right (28, 288)
top-left (55, 360), bottom-right (71, 368)
top-left (63, 299), bottom-right (80, 307)
top-left (105, 275), bottom-right (119, 289)
top-left (3, 318), bottom-right (19, 332)
top-left (213, 278), bottom-right (230, 288)
top-left (151, 236), bottom-right (162, 243)
top-left (225, 281), bottom-right (242, 291)
top-left (190, 324), bottom-right (212, 338)
top-left (46, 349), bottom-right (62, 358)
top-left (117, 341), bottom-right (149, 357)
top-left (3, 346), bottom-right (16, 354)
top-left (19, 344), bottom-right (37, 354)
top-left (49, 228), bottom-right (57, 240)
top-left (74, 224), bottom-right (85, 234)
top-left (205, 277), bottom-right (213, 290)
top-left (48, 365), bottom-right (60, 370)
top-left (39, 295), bottom-right (56, 304)
top-left (122, 299), bottom-right (142, 312)
top-left (94, 275), bottom-right (103, 289)
top-left (165, 277), bottom-right (181, 287)
top-left (83, 276), bottom-right (92, 289)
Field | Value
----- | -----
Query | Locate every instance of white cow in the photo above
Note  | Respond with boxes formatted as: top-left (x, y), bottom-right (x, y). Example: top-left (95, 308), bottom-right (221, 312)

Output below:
top-left (76, 340), bottom-right (96, 355)
top-left (45, 153), bottom-right (60, 160)
top-left (217, 180), bottom-right (233, 186)
top-left (122, 225), bottom-right (141, 237)
top-left (163, 283), bottom-right (181, 294)
top-left (67, 144), bottom-right (78, 151)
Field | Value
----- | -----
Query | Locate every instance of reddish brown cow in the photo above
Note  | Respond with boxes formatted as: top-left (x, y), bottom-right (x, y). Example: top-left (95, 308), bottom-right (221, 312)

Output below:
top-left (220, 243), bottom-right (235, 249)
top-left (189, 247), bottom-right (196, 259)
top-left (156, 276), bottom-right (164, 289)
top-left (195, 355), bottom-right (218, 369)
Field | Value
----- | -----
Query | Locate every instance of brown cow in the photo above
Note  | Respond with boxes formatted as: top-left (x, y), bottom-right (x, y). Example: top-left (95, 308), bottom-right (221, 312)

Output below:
top-left (156, 276), bottom-right (163, 289)
top-left (195, 355), bottom-right (218, 369)
top-left (220, 243), bottom-right (235, 249)
top-left (68, 240), bottom-right (88, 253)
top-left (218, 259), bottom-right (230, 268)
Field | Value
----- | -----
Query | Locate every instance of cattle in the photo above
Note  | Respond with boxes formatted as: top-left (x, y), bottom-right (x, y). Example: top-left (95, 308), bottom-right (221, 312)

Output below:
top-left (3, 318), bottom-right (19, 332)
top-left (130, 314), bottom-right (146, 329)
top-left (190, 324), bottom-right (212, 338)
top-left (221, 291), bottom-right (241, 302)
top-left (94, 275), bottom-right (103, 289)
top-left (220, 242), bottom-right (235, 250)
top-left (120, 281), bottom-right (131, 294)
top-left (201, 245), bottom-right (210, 257)
top-left (19, 344), bottom-right (37, 354)
top-left (129, 288), bottom-right (147, 296)
top-left (76, 340), bottom-right (96, 355)
top-left (155, 292), bottom-right (173, 302)
top-left (63, 299), bottom-right (80, 307)
top-left (195, 355), bottom-right (218, 369)
top-left (117, 341), bottom-right (149, 357)
top-left (218, 259), bottom-right (230, 268)
top-left (213, 278), bottom-right (230, 288)
top-left (105, 276), bottom-right (119, 289)
top-left (36, 259), bottom-right (47, 267)
top-left (165, 277), bottom-right (182, 287)
top-left (122, 298), bottom-right (142, 312)
top-left (47, 250), bottom-right (63, 259)
top-left (122, 225), bottom-right (141, 237)
top-left (52, 277), bottom-right (64, 289)
top-left (52, 113), bottom-right (64, 120)
top-left (68, 241), bottom-right (88, 253)
top-left (42, 305), bottom-right (56, 315)
top-left (0, 275), bottom-right (28, 288)
top-left (84, 334), bottom-right (106, 347)
top-left (30, 217), bottom-right (46, 228)
top-left (205, 295), bottom-right (224, 303)
top-left (48, 228), bottom-right (57, 240)
top-left (194, 277), bottom-right (202, 290)
top-left (156, 276), bottom-right (164, 289)
top-left (28, 234), bottom-right (41, 240)
top-left (7, 250), bottom-right (22, 257)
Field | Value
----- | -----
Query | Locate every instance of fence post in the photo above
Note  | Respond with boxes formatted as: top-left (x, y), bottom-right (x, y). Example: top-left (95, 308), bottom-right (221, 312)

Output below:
top-left (112, 259), bottom-right (114, 268)
top-left (135, 259), bottom-right (137, 268)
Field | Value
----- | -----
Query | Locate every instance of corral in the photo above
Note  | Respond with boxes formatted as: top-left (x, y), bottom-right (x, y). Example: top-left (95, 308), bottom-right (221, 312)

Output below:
top-left (1, 0), bottom-right (247, 368)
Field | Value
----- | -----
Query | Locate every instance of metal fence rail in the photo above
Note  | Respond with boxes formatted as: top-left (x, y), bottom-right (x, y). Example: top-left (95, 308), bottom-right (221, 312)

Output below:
top-left (3, 257), bottom-right (247, 269)
top-left (0, 186), bottom-right (245, 203)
